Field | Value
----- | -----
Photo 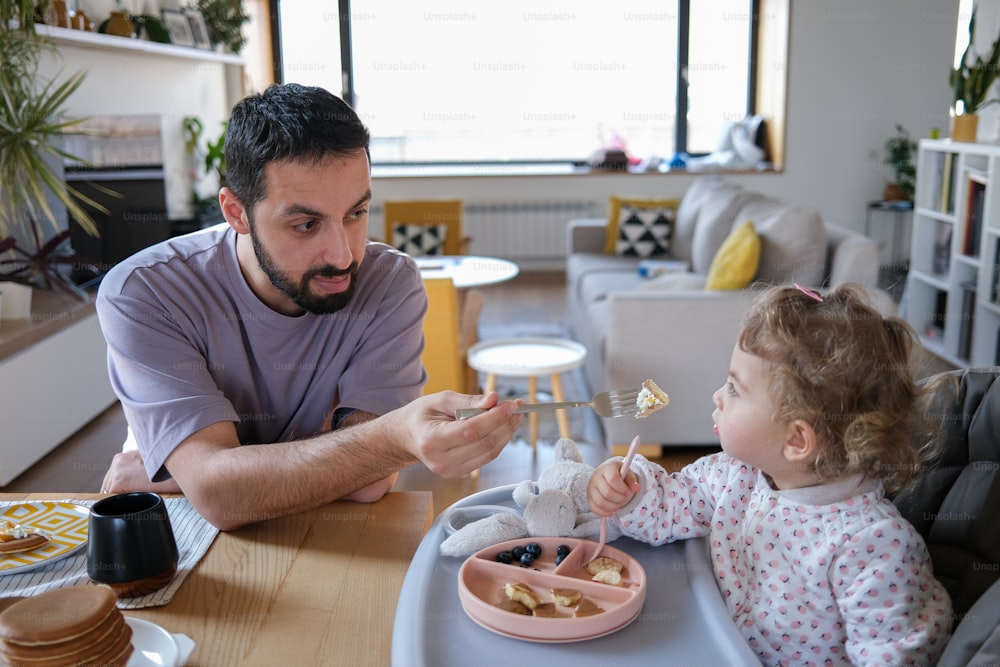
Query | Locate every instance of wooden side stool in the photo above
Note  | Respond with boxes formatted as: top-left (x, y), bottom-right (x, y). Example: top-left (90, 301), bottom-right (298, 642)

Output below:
top-left (466, 337), bottom-right (588, 452)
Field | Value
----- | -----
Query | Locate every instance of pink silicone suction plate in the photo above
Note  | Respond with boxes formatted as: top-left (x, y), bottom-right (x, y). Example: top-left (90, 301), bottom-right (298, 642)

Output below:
top-left (457, 536), bottom-right (646, 643)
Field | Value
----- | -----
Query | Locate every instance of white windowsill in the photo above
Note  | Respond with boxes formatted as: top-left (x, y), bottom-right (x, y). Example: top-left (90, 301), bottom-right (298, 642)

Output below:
top-left (372, 162), bottom-right (779, 179)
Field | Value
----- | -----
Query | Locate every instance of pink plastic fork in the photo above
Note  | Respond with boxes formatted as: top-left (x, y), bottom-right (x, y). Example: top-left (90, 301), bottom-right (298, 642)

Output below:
top-left (588, 435), bottom-right (641, 564)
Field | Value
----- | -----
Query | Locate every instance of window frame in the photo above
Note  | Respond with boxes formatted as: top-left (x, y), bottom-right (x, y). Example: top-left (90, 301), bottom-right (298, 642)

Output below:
top-left (269, 0), bottom-right (775, 170)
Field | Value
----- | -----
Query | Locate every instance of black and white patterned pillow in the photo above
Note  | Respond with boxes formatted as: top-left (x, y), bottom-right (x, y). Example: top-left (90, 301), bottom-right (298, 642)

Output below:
top-left (391, 223), bottom-right (448, 256)
top-left (614, 204), bottom-right (674, 258)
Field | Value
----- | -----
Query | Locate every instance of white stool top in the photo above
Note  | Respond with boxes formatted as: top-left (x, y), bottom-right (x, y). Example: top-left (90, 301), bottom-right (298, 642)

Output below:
top-left (467, 337), bottom-right (588, 376)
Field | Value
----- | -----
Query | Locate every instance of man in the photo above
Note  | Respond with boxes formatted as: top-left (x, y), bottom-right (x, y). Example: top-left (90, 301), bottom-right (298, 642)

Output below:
top-left (97, 83), bottom-right (521, 530)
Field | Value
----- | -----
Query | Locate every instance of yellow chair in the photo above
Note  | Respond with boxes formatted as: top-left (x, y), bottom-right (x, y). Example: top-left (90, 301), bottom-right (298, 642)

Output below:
top-left (384, 200), bottom-right (468, 256)
top-left (420, 277), bottom-right (482, 395)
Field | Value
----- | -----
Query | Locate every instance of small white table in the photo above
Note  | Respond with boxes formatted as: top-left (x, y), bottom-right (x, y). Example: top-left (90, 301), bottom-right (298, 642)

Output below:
top-left (466, 337), bottom-right (588, 451)
top-left (417, 256), bottom-right (521, 395)
top-left (415, 255), bottom-right (520, 288)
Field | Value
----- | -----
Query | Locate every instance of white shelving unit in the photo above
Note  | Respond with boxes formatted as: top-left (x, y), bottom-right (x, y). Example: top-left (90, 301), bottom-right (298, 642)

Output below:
top-left (905, 139), bottom-right (1000, 367)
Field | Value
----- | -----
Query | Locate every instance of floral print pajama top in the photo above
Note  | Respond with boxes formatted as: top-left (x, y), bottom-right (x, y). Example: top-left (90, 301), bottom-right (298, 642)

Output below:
top-left (612, 452), bottom-right (953, 665)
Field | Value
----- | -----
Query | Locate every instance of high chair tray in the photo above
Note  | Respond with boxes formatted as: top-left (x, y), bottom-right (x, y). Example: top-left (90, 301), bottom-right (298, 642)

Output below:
top-left (392, 484), bottom-right (762, 666)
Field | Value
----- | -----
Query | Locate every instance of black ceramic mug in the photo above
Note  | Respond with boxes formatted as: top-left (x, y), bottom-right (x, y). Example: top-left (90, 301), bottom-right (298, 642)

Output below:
top-left (87, 492), bottom-right (179, 597)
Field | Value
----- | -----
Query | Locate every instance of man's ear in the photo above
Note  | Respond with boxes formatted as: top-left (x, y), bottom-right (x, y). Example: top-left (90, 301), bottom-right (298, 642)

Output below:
top-left (219, 187), bottom-right (249, 234)
top-left (783, 419), bottom-right (818, 464)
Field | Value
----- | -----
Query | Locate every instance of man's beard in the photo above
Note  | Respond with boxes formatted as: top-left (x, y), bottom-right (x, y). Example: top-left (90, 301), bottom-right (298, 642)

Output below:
top-left (248, 223), bottom-right (358, 315)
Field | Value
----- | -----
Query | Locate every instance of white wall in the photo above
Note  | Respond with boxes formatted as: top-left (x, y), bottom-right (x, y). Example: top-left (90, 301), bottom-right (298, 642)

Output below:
top-left (371, 0), bottom-right (960, 238)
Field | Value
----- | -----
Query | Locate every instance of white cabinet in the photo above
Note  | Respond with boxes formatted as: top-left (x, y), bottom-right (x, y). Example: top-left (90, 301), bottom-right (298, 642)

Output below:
top-left (905, 139), bottom-right (1000, 367)
top-left (0, 304), bottom-right (116, 486)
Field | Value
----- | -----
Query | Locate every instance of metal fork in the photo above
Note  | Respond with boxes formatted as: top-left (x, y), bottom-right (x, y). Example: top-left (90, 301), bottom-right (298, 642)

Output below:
top-left (454, 388), bottom-right (640, 420)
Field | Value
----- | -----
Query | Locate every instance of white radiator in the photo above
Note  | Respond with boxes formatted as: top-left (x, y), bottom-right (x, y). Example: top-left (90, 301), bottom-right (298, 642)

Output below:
top-left (372, 200), bottom-right (602, 269)
top-left (464, 201), bottom-right (601, 265)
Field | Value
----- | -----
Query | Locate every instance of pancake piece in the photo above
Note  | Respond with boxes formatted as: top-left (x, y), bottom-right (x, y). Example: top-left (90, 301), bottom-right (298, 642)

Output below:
top-left (495, 598), bottom-right (531, 615)
top-left (531, 602), bottom-right (560, 618)
top-left (634, 379), bottom-right (669, 418)
top-left (503, 582), bottom-right (541, 610)
top-left (550, 588), bottom-right (582, 606)
top-left (585, 557), bottom-right (623, 577)
top-left (573, 598), bottom-right (605, 617)
top-left (0, 521), bottom-right (49, 555)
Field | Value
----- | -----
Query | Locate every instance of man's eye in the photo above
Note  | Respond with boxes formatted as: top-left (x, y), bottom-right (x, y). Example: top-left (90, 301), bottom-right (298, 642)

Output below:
top-left (295, 220), bottom-right (318, 232)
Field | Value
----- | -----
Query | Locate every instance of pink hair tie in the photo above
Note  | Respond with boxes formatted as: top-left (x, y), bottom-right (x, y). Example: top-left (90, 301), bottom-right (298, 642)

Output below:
top-left (794, 283), bottom-right (824, 302)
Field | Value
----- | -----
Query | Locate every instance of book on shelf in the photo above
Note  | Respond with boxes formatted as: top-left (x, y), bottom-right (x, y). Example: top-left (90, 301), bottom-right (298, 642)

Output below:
top-left (958, 281), bottom-right (976, 360)
top-left (939, 153), bottom-right (957, 213)
top-left (932, 221), bottom-right (952, 274)
top-left (931, 152), bottom-right (945, 210)
top-left (992, 241), bottom-right (1000, 304)
top-left (926, 290), bottom-right (948, 340)
top-left (962, 171), bottom-right (987, 257)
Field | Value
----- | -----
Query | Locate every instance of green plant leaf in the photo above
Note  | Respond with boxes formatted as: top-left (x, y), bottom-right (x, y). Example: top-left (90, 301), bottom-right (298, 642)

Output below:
top-left (0, 45), bottom-right (104, 238)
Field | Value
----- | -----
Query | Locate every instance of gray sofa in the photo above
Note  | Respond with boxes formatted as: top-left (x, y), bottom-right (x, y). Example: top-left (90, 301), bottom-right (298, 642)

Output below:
top-left (566, 176), bottom-right (887, 452)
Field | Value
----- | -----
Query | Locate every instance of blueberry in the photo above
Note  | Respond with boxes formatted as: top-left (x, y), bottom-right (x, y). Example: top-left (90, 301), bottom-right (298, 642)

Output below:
top-left (556, 544), bottom-right (571, 556)
top-left (525, 542), bottom-right (542, 557)
top-left (555, 554), bottom-right (566, 565)
top-left (496, 550), bottom-right (513, 564)
top-left (511, 546), bottom-right (526, 560)
top-left (520, 552), bottom-right (535, 567)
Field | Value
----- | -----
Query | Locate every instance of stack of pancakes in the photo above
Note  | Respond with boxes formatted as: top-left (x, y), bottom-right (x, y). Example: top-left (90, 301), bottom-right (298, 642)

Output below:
top-left (0, 585), bottom-right (132, 667)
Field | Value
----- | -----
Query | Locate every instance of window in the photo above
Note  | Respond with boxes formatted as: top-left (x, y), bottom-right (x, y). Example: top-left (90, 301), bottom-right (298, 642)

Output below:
top-left (274, 0), bottom-right (782, 168)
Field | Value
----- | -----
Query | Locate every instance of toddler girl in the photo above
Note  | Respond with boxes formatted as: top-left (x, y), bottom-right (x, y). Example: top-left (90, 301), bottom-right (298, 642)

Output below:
top-left (588, 283), bottom-right (953, 665)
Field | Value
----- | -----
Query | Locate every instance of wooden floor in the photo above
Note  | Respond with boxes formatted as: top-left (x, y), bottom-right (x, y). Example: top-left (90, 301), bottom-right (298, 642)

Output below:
top-left (2, 271), bottom-right (713, 513)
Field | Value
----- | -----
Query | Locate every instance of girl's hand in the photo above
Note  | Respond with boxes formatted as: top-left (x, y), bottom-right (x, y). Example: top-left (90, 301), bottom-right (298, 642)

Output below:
top-left (587, 459), bottom-right (640, 517)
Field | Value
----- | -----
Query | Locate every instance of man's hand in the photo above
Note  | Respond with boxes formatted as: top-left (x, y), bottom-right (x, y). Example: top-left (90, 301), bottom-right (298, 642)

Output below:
top-left (397, 391), bottom-right (523, 479)
top-left (101, 449), bottom-right (182, 495)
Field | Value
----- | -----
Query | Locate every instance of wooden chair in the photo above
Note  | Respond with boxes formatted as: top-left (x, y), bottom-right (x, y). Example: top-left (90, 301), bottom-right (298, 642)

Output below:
top-left (420, 277), bottom-right (482, 395)
top-left (384, 200), bottom-right (469, 256)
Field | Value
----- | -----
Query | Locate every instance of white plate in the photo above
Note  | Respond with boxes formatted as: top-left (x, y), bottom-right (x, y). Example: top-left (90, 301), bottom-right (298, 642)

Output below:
top-left (126, 617), bottom-right (180, 667)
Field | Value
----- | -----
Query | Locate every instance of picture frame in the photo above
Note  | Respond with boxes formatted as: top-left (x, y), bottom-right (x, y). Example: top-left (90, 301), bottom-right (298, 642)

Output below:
top-left (185, 9), bottom-right (212, 50)
top-left (161, 9), bottom-right (194, 47)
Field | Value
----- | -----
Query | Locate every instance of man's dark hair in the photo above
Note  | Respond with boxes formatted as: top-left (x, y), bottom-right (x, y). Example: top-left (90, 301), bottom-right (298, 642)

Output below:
top-left (224, 83), bottom-right (370, 213)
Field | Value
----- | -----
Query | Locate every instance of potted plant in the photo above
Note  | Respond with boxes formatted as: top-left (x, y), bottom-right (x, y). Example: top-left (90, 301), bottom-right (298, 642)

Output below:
top-left (182, 115), bottom-right (228, 226)
top-left (0, 0), bottom-right (107, 304)
top-left (883, 124), bottom-right (916, 201)
top-left (949, 7), bottom-right (1000, 142)
top-left (192, 0), bottom-right (250, 54)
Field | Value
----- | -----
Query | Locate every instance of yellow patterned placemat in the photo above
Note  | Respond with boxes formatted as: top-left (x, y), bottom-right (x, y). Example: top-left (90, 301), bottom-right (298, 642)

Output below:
top-left (0, 498), bottom-right (219, 609)
top-left (0, 502), bottom-right (90, 573)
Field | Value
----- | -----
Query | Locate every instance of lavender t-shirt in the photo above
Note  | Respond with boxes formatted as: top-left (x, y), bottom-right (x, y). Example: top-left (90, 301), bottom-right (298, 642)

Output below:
top-left (96, 224), bottom-right (426, 482)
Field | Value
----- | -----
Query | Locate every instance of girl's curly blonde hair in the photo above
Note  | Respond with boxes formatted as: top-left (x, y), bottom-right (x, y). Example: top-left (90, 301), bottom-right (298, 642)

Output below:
top-left (738, 283), bottom-right (942, 494)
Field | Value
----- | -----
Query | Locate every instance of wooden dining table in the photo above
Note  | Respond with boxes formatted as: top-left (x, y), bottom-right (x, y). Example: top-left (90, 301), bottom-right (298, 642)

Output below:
top-left (0, 491), bottom-right (433, 666)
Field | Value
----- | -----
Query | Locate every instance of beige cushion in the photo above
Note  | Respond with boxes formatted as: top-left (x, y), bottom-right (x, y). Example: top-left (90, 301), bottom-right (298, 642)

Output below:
top-left (736, 199), bottom-right (826, 285)
top-left (690, 184), bottom-right (759, 274)
top-left (706, 221), bottom-right (760, 290)
top-left (673, 176), bottom-right (728, 262)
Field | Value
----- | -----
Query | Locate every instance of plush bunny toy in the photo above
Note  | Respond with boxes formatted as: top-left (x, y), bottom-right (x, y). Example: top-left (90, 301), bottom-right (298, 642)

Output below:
top-left (439, 438), bottom-right (622, 557)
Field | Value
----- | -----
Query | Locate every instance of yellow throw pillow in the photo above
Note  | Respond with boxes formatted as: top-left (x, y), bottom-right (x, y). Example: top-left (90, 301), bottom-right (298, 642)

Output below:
top-left (705, 220), bottom-right (760, 290)
top-left (605, 196), bottom-right (679, 255)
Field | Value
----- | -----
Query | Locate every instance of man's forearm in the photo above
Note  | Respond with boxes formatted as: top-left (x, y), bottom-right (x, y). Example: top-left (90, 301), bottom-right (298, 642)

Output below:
top-left (170, 417), bottom-right (413, 530)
